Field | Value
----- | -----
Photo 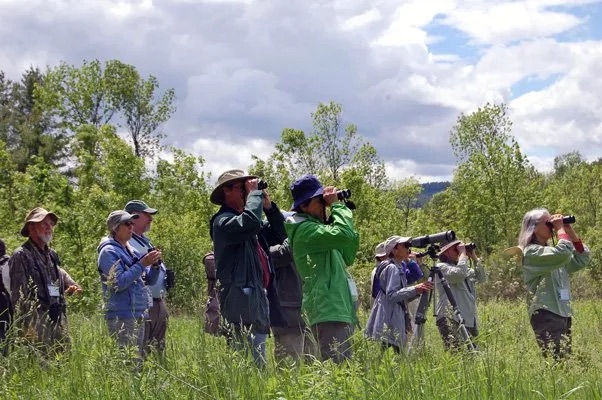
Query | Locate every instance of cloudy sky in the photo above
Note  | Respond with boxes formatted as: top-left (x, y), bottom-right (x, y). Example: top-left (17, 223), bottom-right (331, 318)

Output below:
top-left (1, 0), bottom-right (601, 182)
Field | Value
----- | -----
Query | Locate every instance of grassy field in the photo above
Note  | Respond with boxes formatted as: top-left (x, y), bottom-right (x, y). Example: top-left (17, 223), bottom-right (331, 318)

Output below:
top-left (1, 301), bottom-right (602, 399)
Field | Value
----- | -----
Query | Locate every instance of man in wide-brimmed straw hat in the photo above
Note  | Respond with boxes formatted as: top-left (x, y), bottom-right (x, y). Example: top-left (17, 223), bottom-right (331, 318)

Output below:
top-left (434, 239), bottom-right (487, 350)
top-left (209, 169), bottom-right (286, 367)
top-left (9, 207), bottom-right (80, 352)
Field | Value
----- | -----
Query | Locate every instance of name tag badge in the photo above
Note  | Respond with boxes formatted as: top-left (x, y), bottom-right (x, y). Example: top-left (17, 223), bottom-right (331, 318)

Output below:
top-left (558, 288), bottom-right (570, 301)
top-left (48, 285), bottom-right (60, 297)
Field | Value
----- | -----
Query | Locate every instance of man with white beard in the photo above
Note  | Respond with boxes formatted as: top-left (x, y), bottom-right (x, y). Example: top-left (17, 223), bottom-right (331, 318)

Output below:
top-left (9, 207), bottom-right (79, 352)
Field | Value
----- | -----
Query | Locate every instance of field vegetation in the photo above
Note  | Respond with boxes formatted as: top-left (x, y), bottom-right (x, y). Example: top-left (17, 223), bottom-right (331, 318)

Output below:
top-left (2, 302), bottom-right (602, 399)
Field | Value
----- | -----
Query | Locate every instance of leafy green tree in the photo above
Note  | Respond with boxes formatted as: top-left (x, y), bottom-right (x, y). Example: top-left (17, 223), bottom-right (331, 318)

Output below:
top-left (36, 59), bottom-right (175, 160)
top-left (151, 149), bottom-right (213, 312)
top-left (392, 177), bottom-right (423, 231)
top-left (0, 140), bottom-right (18, 227)
top-left (553, 151), bottom-right (584, 178)
top-left (312, 101), bottom-right (362, 183)
top-left (273, 128), bottom-right (321, 179)
top-left (120, 75), bottom-right (176, 158)
top-left (352, 143), bottom-right (388, 189)
top-left (449, 103), bottom-right (540, 251)
top-left (36, 59), bottom-right (122, 130)
top-left (546, 156), bottom-right (602, 230)
top-left (248, 154), bottom-right (293, 209)
top-left (269, 102), bottom-right (364, 185)
top-left (0, 68), bottom-right (67, 172)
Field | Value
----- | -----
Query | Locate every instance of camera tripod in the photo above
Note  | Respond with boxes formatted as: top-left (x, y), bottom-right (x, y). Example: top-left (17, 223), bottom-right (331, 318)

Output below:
top-left (409, 245), bottom-right (477, 353)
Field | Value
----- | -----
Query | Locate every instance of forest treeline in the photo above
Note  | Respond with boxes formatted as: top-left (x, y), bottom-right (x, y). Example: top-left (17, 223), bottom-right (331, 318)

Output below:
top-left (1, 59), bottom-right (601, 313)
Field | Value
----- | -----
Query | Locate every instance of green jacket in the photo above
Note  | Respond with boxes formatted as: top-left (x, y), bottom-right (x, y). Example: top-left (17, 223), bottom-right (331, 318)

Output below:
top-left (522, 239), bottom-right (590, 317)
top-left (284, 203), bottom-right (359, 326)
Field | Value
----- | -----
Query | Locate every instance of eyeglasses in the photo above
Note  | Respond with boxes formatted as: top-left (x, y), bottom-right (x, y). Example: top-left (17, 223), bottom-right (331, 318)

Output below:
top-left (123, 221), bottom-right (135, 227)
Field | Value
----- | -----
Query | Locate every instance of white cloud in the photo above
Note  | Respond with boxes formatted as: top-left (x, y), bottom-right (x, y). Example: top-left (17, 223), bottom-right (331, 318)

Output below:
top-left (372, 1), bottom-right (454, 47)
top-left (444, 1), bottom-right (585, 45)
top-left (190, 137), bottom-right (274, 182)
top-left (386, 160), bottom-right (453, 183)
top-left (340, 8), bottom-right (382, 31)
top-left (510, 41), bottom-right (602, 157)
top-left (0, 0), bottom-right (601, 183)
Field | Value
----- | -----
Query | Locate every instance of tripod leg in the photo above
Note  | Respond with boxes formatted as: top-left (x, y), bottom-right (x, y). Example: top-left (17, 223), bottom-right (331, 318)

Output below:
top-left (408, 268), bottom-right (436, 353)
top-left (409, 291), bottom-right (430, 352)
top-left (435, 270), bottom-right (477, 353)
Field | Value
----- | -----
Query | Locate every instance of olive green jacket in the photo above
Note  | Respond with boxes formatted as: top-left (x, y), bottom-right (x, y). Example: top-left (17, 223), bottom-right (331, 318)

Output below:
top-left (522, 239), bottom-right (590, 317)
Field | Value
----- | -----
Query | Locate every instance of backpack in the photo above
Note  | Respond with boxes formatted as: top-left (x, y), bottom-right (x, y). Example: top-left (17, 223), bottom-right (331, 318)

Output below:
top-left (371, 260), bottom-right (390, 299)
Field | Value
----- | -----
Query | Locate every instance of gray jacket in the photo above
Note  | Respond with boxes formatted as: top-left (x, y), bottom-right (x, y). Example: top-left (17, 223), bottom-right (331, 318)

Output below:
top-left (365, 260), bottom-right (418, 349)
top-left (435, 257), bottom-right (486, 328)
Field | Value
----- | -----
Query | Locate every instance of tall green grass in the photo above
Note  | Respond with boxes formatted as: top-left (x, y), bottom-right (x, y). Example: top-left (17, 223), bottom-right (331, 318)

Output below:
top-left (1, 301), bottom-right (601, 399)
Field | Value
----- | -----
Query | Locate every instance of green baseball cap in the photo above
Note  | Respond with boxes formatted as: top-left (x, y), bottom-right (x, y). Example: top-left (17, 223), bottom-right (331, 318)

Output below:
top-left (124, 200), bottom-right (157, 214)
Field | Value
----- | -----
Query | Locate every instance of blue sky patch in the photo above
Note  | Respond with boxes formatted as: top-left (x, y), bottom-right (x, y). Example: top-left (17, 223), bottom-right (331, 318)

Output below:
top-left (510, 73), bottom-right (562, 99)
top-left (424, 16), bottom-right (482, 63)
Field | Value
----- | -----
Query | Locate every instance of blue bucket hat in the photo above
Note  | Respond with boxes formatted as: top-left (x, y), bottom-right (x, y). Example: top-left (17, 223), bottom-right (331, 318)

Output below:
top-left (290, 175), bottom-right (324, 211)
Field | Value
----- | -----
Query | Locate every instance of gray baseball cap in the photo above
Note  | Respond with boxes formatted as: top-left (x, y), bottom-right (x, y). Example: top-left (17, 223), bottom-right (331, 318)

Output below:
top-left (107, 210), bottom-right (139, 232)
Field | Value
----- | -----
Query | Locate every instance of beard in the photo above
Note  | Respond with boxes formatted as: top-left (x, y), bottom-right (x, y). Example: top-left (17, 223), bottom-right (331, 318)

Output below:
top-left (39, 233), bottom-right (53, 244)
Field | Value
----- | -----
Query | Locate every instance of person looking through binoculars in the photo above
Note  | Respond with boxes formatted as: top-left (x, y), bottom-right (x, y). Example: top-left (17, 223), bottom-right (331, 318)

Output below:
top-left (365, 236), bottom-right (433, 353)
top-left (518, 210), bottom-right (590, 359)
top-left (435, 240), bottom-right (487, 350)
top-left (285, 175), bottom-right (359, 363)
top-left (209, 169), bottom-right (286, 368)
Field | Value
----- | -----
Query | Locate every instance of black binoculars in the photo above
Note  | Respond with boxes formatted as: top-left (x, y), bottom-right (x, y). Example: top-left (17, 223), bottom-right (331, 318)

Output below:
top-left (546, 215), bottom-right (576, 228)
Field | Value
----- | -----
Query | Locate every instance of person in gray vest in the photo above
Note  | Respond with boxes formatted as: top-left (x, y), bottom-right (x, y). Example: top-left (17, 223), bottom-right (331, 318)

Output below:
top-left (125, 200), bottom-right (172, 356)
top-left (435, 240), bottom-right (487, 349)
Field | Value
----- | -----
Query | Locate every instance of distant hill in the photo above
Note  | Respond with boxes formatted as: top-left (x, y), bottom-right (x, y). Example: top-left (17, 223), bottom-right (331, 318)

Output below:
top-left (416, 181), bottom-right (450, 207)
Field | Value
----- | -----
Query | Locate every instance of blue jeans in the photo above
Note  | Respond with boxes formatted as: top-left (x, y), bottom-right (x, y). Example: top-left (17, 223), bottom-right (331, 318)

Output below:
top-left (232, 325), bottom-right (267, 367)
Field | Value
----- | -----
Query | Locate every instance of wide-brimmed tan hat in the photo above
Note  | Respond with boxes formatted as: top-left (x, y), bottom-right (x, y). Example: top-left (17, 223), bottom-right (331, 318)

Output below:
top-left (21, 207), bottom-right (58, 237)
top-left (437, 240), bottom-right (461, 256)
top-left (210, 169), bottom-right (257, 205)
